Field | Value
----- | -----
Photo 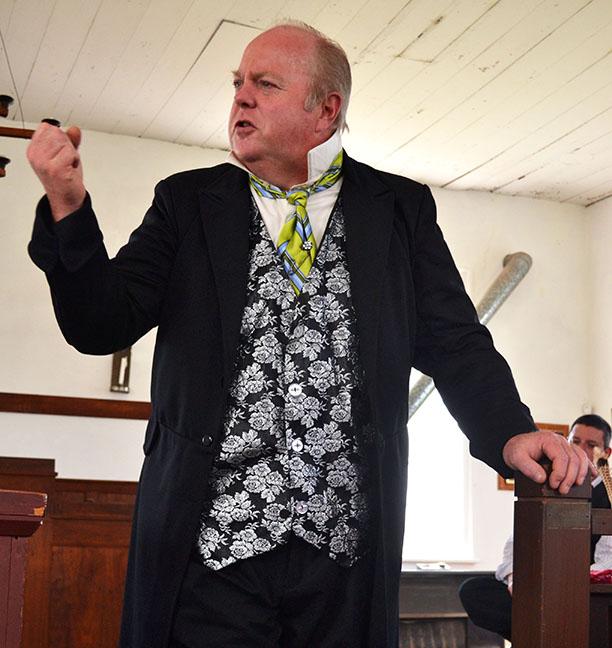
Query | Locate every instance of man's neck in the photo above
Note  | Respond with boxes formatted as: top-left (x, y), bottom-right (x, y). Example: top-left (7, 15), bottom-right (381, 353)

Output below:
top-left (229, 130), bottom-right (343, 190)
top-left (245, 159), bottom-right (308, 190)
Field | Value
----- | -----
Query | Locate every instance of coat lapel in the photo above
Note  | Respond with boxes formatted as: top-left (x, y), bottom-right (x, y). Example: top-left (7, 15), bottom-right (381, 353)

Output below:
top-left (342, 154), bottom-right (395, 407)
top-left (198, 165), bottom-right (251, 386)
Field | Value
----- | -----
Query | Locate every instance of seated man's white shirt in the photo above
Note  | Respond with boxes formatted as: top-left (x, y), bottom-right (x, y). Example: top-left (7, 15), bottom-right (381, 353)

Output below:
top-left (227, 130), bottom-right (343, 247)
top-left (495, 534), bottom-right (514, 586)
top-left (496, 477), bottom-right (612, 583)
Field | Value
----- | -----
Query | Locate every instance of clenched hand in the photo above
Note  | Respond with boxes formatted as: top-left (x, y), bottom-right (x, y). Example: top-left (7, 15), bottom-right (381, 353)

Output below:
top-left (503, 430), bottom-right (596, 494)
top-left (27, 122), bottom-right (86, 222)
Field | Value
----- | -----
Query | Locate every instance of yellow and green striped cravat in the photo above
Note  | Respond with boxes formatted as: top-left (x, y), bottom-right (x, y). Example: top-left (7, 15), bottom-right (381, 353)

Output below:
top-left (249, 150), bottom-right (343, 294)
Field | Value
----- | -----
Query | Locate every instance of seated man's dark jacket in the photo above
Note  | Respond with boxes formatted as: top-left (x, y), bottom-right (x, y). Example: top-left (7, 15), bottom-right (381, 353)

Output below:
top-left (29, 153), bottom-right (535, 648)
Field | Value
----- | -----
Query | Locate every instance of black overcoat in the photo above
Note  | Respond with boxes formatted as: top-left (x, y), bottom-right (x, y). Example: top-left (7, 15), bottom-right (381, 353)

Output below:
top-left (29, 153), bottom-right (535, 647)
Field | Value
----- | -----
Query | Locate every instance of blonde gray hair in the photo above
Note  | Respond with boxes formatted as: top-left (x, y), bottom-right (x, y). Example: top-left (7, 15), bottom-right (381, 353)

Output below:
top-left (269, 20), bottom-right (352, 131)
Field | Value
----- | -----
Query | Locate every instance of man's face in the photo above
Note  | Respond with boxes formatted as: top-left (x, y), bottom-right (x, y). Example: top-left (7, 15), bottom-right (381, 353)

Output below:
top-left (568, 424), bottom-right (609, 463)
top-left (228, 27), bottom-right (323, 184)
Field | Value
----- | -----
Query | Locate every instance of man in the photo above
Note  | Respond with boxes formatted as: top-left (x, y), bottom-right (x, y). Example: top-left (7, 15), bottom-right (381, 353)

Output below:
top-left (459, 414), bottom-right (612, 642)
top-left (26, 21), bottom-right (591, 648)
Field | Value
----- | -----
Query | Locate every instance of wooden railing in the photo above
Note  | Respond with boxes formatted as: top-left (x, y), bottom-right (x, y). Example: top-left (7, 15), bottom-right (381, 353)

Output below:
top-left (0, 457), bottom-right (135, 648)
top-left (0, 489), bottom-right (46, 648)
top-left (513, 470), bottom-right (612, 648)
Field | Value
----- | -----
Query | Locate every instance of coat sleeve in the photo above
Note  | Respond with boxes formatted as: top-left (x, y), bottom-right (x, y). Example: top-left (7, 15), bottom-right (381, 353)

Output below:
top-left (410, 185), bottom-right (535, 476)
top-left (28, 181), bottom-right (181, 355)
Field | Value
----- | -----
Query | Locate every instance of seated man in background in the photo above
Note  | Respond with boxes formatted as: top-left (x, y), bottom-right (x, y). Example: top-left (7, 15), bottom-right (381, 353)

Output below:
top-left (459, 414), bottom-right (612, 642)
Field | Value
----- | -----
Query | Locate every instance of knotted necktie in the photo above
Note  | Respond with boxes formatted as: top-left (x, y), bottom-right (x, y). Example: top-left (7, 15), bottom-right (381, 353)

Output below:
top-left (249, 150), bottom-right (343, 294)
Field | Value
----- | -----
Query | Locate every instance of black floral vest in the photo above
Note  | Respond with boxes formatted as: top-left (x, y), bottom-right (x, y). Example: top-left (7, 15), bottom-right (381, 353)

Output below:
top-left (196, 200), bottom-right (373, 570)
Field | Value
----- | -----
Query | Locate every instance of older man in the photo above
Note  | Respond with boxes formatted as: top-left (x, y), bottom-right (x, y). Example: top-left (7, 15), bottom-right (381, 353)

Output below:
top-left (27, 21), bottom-right (590, 648)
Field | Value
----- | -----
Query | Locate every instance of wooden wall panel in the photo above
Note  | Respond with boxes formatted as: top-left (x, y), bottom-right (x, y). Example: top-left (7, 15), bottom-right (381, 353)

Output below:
top-left (0, 459), bottom-right (55, 648)
top-left (0, 457), bottom-right (135, 648)
top-left (49, 547), bottom-right (128, 648)
top-left (0, 489), bottom-right (46, 648)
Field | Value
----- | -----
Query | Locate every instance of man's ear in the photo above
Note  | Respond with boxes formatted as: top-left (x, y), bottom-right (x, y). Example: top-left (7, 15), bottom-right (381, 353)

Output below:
top-left (315, 92), bottom-right (342, 132)
top-left (604, 448), bottom-right (611, 459)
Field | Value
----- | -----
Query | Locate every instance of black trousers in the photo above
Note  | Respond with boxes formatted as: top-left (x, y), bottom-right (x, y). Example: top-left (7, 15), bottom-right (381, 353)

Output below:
top-left (170, 535), bottom-right (374, 648)
top-left (458, 576), bottom-right (511, 641)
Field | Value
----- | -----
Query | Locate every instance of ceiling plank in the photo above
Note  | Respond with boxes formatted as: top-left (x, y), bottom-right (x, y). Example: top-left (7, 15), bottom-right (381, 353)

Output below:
top-left (19, 0), bottom-right (103, 124)
top-left (1, 0), bottom-right (56, 121)
top-left (448, 75), bottom-right (612, 192)
top-left (580, 182), bottom-right (612, 206)
top-left (351, 0), bottom-right (546, 164)
top-left (225, 0), bottom-right (286, 29)
top-left (54, 0), bottom-right (153, 126)
top-left (143, 20), bottom-right (258, 143)
top-left (404, 0), bottom-right (612, 186)
top-left (0, 0), bottom-right (17, 34)
top-left (111, 2), bottom-right (241, 137)
top-left (271, 0), bottom-right (330, 25)
top-left (83, 0), bottom-right (194, 134)
top-left (375, 0), bottom-right (592, 164)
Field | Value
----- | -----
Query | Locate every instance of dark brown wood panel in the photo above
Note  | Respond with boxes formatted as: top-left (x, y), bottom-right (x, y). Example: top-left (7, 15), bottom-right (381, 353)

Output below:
top-left (0, 392), bottom-right (150, 420)
top-left (0, 460), bottom-right (55, 648)
top-left (0, 458), bottom-right (135, 648)
top-left (49, 546), bottom-right (128, 648)
top-left (0, 490), bottom-right (46, 648)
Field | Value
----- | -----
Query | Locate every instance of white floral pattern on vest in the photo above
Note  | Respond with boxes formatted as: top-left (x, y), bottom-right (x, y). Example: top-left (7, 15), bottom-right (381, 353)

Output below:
top-left (196, 200), bottom-right (373, 570)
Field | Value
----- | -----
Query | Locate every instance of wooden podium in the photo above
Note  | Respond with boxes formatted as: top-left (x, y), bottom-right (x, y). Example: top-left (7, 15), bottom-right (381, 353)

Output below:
top-left (0, 490), bottom-right (46, 648)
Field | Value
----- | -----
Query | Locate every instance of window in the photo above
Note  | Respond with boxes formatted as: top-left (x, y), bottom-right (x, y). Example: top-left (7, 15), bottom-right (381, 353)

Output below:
top-left (402, 373), bottom-right (473, 564)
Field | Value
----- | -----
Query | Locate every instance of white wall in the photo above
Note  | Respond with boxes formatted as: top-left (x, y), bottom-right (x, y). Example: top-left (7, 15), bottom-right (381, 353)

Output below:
top-left (586, 196), bottom-right (612, 419)
top-left (0, 127), bottom-right (606, 569)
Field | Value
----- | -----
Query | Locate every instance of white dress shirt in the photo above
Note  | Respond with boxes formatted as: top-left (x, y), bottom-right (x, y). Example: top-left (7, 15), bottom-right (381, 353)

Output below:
top-left (227, 130), bottom-right (343, 247)
top-left (495, 476), bottom-right (612, 586)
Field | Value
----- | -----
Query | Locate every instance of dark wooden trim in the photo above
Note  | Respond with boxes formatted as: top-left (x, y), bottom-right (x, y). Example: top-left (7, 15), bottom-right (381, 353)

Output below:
top-left (592, 508), bottom-right (612, 535)
top-left (0, 125), bottom-right (35, 139)
top-left (0, 392), bottom-right (150, 420)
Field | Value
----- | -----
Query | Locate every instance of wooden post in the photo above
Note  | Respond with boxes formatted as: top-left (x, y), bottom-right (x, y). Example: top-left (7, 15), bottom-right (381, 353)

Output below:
top-left (0, 490), bottom-right (47, 648)
top-left (512, 469), bottom-right (591, 648)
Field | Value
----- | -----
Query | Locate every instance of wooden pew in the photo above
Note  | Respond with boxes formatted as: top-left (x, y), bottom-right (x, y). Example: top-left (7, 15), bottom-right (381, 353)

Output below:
top-left (0, 457), bottom-right (135, 648)
top-left (0, 489), bottom-right (46, 648)
top-left (512, 470), bottom-right (612, 648)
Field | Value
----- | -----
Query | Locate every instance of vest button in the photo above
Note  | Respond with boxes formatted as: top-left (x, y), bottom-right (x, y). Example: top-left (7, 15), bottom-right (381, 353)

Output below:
top-left (201, 434), bottom-right (213, 447)
top-left (288, 383), bottom-right (302, 397)
top-left (291, 438), bottom-right (304, 452)
top-left (295, 501), bottom-right (308, 514)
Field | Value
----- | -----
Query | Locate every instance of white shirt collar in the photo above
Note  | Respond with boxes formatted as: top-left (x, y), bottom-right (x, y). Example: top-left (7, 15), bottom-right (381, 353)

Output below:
top-left (227, 130), bottom-right (343, 188)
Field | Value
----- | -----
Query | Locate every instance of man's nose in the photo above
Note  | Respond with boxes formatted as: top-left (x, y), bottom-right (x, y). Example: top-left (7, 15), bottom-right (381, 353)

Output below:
top-left (234, 83), bottom-right (255, 107)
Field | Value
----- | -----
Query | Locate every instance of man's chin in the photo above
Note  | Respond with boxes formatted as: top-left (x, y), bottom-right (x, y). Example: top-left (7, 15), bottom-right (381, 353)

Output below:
top-left (232, 147), bottom-right (261, 166)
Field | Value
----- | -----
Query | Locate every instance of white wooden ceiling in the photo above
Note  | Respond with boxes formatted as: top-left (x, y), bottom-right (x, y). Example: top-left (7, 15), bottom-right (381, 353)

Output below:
top-left (1, 0), bottom-right (611, 206)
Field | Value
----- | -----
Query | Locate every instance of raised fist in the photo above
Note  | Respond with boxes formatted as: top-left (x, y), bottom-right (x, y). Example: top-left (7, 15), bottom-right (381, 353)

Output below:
top-left (27, 123), bottom-right (86, 222)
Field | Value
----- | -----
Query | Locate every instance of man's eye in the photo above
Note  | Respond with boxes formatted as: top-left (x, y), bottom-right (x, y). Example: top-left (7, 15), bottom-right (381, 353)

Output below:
top-left (232, 79), bottom-right (242, 89)
top-left (259, 80), bottom-right (274, 88)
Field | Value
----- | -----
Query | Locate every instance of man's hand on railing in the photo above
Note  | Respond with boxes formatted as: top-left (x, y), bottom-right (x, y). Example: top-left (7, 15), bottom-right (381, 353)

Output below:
top-left (502, 429), bottom-right (597, 494)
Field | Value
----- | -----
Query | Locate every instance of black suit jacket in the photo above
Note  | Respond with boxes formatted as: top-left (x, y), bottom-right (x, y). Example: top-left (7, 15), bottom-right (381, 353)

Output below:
top-left (29, 153), bottom-right (535, 647)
